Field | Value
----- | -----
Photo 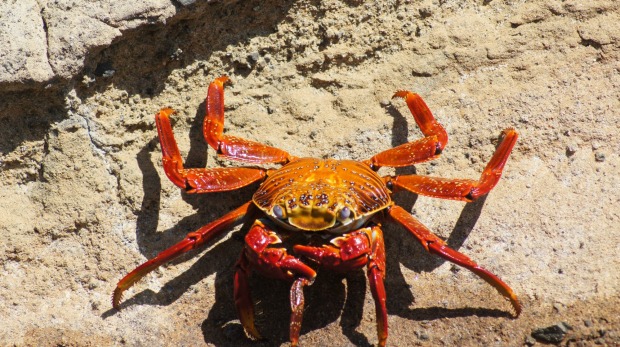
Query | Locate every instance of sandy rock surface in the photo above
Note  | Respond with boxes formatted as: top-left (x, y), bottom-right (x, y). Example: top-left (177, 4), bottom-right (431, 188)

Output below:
top-left (1, 0), bottom-right (619, 346)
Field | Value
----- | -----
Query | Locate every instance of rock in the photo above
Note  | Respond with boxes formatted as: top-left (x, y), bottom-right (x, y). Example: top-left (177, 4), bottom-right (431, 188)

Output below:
top-left (0, 0), bottom-right (54, 90)
top-left (531, 322), bottom-right (571, 343)
top-left (0, 0), bottom-right (175, 91)
top-left (595, 152), bottom-right (606, 162)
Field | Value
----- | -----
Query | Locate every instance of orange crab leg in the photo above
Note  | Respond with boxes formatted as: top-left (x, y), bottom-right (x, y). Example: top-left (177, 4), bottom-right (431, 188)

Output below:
top-left (112, 201), bottom-right (253, 309)
top-left (156, 108), bottom-right (266, 193)
top-left (294, 226), bottom-right (388, 347)
top-left (204, 76), bottom-right (293, 164)
top-left (368, 91), bottom-right (448, 169)
top-left (388, 129), bottom-right (518, 202)
top-left (388, 205), bottom-right (521, 316)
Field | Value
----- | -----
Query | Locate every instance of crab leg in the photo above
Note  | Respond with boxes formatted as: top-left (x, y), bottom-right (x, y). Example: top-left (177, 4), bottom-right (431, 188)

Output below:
top-left (388, 129), bottom-right (518, 202)
top-left (204, 76), bottom-right (293, 164)
top-left (156, 108), bottom-right (266, 193)
top-left (388, 205), bottom-right (521, 316)
top-left (294, 226), bottom-right (388, 347)
top-left (367, 227), bottom-right (388, 347)
top-left (238, 220), bottom-right (317, 345)
top-left (368, 91), bottom-right (448, 169)
top-left (233, 252), bottom-right (263, 341)
top-left (112, 201), bottom-right (253, 309)
top-left (290, 277), bottom-right (312, 347)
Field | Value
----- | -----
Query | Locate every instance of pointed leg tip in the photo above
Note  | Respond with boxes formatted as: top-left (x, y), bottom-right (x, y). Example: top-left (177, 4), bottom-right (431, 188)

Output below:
top-left (111, 288), bottom-right (123, 310)
top-left (243, 327), bottom-right (264, 342)
top-left (392, 90), bottom-right (411, 99)
top-left (512, 300), bottom-right (522, 318)
top-left (157, 108), bottom-right (176, 118)
top-left (502, 128), bottom-right (518, 139)
top-left (215, 75), bottom-right (230, 85)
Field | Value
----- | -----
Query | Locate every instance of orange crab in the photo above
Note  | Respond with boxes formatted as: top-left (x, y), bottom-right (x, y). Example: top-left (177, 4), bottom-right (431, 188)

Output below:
top-left (113, 76), bottom-right (520, 346)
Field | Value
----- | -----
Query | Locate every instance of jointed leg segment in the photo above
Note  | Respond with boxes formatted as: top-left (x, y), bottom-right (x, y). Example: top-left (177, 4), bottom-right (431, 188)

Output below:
top-left (388, 129), bottom-right (518, 201)
top-left (113, 201), bottom-right (254, 309)
top-left (203, 76), bottom-right (293, 164)
top-left (368, 91), bottom-right (448, 169)
top-left (235, 220), bottom-right (317, 346)
top-left (388, 205), bottom-right (521, 316)
top-left (156, 108), bottom-right (267, 193)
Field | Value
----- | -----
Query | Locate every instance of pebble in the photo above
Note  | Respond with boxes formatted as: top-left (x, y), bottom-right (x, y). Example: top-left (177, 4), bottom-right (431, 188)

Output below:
top-left (524, 335), bottom-right (536, 346)
top-left (248, 51), bottom-right (260, 62)
top-left (531, 322), bottom-right (571, 343)
top-left (594, 152), bottom-right (605, 162)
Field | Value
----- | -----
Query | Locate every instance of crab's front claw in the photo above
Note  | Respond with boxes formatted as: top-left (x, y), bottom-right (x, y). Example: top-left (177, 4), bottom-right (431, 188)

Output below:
top-left (295, 227), bottom-right (388, 347)
top-left (293, 230), bottom-right (373, 272)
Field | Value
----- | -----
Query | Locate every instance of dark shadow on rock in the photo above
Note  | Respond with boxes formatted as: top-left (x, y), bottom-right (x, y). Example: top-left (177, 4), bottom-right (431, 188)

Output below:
top-left (340, 270), bottom-right (371, 347)
top-left (135, 140), bottom-right (162, 255)
top-left (446, 196), bottom-right (487, 251)
top-left (110, 228), bottom-right (243, 310)
top-left (75, 0), bottom-right (299, 102)
top-left (200, 264), bottom-right (352, 346)
top-left (184, 100), bottom-right (208, 169)
top-left (0, 89), bottom-right (65, 181)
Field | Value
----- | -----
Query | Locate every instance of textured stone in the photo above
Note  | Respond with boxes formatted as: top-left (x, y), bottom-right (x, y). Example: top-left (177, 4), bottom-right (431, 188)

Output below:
top-left (0, 0), bottom-right (54, 89)
top-left (0, 0), bottom-right (176, 91)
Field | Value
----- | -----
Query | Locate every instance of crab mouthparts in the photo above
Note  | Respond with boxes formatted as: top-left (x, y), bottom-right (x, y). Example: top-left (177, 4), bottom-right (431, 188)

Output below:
top-left (287, 207), bottom-right (337, 231)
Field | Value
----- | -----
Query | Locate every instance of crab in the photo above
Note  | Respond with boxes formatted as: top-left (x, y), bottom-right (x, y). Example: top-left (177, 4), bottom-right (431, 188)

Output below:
top-left (112, 76), bottom-right (521, 346)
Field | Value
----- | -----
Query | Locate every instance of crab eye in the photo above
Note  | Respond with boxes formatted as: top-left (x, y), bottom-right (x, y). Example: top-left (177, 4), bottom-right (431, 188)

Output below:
top-left (338, 207), bottom-right (351, 221)
top-left (273, 205), bottom-right (285, 219)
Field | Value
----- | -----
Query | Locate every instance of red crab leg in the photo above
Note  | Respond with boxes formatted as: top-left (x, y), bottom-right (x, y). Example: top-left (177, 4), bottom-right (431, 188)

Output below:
top-left (387, 129), bottom-right (518, 202)
top-left (368, 91), bottom-right (448, 169)
top-left (290, 277), bottom-right (312, 347)
top-left (234, 252), bottom-right (263, 341)
top-left (238, 220), bottom-right (317, 345)
top-left (112, 201), bottom-right (253, 309)
top-left (388, 205), bottom-right (522, 316)
top-left (294, 226), bottom-right (388, 347)
top-left (156, 108), bottom-right (266, 193)
top-left (367, 228), bottom-right (388, 347)
top-left (204, 76), bottom-right (293, 164)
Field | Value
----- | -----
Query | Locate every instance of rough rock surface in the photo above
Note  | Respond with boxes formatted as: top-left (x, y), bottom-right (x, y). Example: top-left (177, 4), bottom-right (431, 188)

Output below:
top-left (0, 0), bottom-right (178, 91)
top-left (1, 0), bottom-right (619, 346)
